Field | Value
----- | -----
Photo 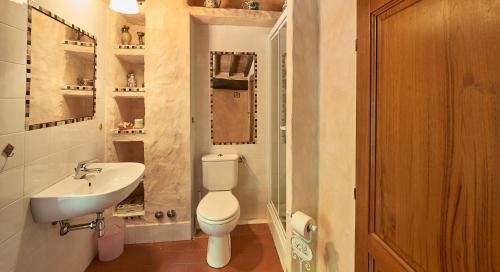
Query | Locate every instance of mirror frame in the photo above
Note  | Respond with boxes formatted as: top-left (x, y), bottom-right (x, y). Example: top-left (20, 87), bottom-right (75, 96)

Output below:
top-left (209, 51), bottom-right (258, 145)
top-left (26, 1), bottom-right (97, 131)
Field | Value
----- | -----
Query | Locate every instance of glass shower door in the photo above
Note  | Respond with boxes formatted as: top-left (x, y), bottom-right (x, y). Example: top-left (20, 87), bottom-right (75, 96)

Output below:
top-left (271, 23), bottom-right (287, 230)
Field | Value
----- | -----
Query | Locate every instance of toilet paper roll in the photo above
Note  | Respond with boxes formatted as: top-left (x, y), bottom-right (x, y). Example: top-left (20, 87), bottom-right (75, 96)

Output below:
top-left (291, 211), bottom-right (315, 237)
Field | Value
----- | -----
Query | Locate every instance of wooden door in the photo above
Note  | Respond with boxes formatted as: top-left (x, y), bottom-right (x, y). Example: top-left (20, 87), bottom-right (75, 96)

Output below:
top-left (356, 0), bottom-right (500, 271)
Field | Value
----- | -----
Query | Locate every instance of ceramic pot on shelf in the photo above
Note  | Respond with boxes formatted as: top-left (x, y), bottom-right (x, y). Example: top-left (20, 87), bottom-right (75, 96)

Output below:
top-left (121, 25), bottom-right (132, 45)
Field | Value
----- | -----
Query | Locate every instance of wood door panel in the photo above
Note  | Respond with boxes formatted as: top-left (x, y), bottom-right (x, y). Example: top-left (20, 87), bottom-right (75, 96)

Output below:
top-left (357, 0), bottom-right (500, 271)
top-left (373, 0), bottom-right (447, 270)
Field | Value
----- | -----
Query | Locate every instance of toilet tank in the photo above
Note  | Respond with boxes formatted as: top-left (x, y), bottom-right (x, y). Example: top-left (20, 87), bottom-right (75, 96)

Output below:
top-left (202, 154), bottom-right (239, 191)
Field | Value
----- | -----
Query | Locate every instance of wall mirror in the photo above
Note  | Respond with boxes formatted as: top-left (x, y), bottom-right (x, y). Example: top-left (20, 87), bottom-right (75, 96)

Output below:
top-left (210, 51), bottom-right (258, 145)
top-left (26, 2), bottom-right (96, 130)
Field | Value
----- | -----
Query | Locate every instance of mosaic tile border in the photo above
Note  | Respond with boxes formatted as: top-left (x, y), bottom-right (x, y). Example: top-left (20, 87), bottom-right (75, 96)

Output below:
top-left (62, 40), bottom-right (94, 47)
top-left (62, 85), bottom-right (96, 91)
top-left (114, 87), bottom-right (146, 92)
top-left (115, 45), bottom-right (145, 49)
top-left (26, 1), bottom-right (97, 131)
top-left (112, 128), bottom-right (147, 135)
top-left (210, 51), bottom-right (258, 145)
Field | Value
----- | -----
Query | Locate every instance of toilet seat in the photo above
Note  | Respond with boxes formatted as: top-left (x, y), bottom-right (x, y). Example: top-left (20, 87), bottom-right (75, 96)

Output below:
top-left (197, 191), bottom-right (239, 224)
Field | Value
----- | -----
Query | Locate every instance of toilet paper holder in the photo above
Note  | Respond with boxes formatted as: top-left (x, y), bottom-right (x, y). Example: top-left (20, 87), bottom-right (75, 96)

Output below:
top-left (291, 211), bottom-right (317, 272)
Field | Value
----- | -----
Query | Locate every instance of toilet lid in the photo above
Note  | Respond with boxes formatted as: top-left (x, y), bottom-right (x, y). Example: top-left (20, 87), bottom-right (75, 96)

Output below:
top-left (197, 191), bottom-right (239, 221)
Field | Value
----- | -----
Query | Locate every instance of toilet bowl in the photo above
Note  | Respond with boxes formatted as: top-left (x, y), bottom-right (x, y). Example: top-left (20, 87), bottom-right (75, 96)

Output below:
top-left (197, 191), bottom-right (240, 268)
top-left (197, 154), bottom-right (240, 268)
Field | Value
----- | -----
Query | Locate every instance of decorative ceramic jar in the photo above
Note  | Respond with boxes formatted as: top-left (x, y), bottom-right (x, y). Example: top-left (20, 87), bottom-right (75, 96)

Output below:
top-left (204, 0), bottom-right (220, 8)
top-left (242, 0), bottom-right (259, 10)
top-left (121, 25), bottom-right (132, 45)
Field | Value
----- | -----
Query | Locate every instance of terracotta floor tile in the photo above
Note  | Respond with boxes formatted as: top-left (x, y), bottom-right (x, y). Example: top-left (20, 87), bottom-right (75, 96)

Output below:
top-left (86, 224), bottom-right (283, 272)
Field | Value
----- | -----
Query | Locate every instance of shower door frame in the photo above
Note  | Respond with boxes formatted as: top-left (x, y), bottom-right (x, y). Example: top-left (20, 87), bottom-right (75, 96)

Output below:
top-left (267, 9), bottom-right (288, 271)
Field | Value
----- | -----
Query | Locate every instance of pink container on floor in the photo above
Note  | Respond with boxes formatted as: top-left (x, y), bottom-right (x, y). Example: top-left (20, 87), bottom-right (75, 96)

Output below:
top-left (98, 217), bottom-right (125, 262)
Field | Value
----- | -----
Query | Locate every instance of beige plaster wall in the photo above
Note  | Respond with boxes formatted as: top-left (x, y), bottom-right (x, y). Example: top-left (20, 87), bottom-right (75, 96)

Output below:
top-left (104, 0), bottom-right (192, 232)
top-left (142, 0), bottom-right (192, 224)
top-left (316, 0), bottom-right (357, 271)
top-left (192, 24), bottom-right (271, 222)
top-left (286, 0), bottom-right (319, 271)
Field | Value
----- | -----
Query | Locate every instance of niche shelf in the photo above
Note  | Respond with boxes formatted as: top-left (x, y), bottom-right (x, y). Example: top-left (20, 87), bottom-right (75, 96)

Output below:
top-left (112, 128), bottom-right (147, 135)
top-left (62, 90), bottom-right (94, 97)
top-left (107, 0), bottom-right (148, 222)
top-left (189, 6), bottom-right (281, 27)
top-left (112, 91), bottom-right (145, 99)
top-left (61, 43), bottom-right (95, 62)
top-left (61, 85), bottom-right (95, 91)
top-left (113, 87), bottom-right (145, 99)
top-left (111, 140), bottom-right (145, 218)
top-left (114, 49), bottom-right (145, 64)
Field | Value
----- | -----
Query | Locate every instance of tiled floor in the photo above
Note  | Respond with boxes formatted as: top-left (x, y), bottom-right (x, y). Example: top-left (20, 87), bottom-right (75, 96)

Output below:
top-left (86, 224), bottom-right (283, 272)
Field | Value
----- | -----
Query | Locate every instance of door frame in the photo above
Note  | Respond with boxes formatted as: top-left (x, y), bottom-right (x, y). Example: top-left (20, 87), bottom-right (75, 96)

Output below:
top-left (355, 0), bottom-right (412, 271)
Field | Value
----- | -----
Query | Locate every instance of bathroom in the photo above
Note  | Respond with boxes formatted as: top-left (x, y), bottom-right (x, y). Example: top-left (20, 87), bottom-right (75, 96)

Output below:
top-left (0, 0), bottom-right (498, 271)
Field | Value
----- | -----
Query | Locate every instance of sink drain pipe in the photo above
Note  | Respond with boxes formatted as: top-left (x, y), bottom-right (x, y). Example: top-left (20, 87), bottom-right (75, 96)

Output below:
top-left (57, 212), bottom-right (105, 237)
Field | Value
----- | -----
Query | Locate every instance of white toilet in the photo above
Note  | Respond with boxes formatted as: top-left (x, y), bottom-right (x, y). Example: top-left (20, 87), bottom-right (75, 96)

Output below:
top-left (197, 154), bottom-right (240, 268)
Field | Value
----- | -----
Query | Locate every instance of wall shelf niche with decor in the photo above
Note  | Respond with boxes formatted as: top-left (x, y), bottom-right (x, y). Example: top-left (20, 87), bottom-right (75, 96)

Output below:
top-left (187, 0), bottom-right (285, 12)
top-left (111, 140), bottom-right (146, 218)
top-left (106, 0), bottom-right (148, 222)
top-left (189, 6), bottom-right (281, 27)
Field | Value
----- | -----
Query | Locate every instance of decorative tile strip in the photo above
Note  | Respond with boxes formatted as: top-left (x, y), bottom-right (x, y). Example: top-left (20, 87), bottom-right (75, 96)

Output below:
top-left (27, 116), bottom-right (94, 131)
top-left (210, 51), bottom-right (258, 145)
top-left (62, 40), bottom-right (95, 47)
top-left (115, 45), bottom-right (145, 50)
top-left (114, 87), bottom-right (146, 92)
top-left (26, 1), bottom-right (97, 131)
top-left (112, 128), bottom-right (147, 135)
top-left (62, 85), bottom-right (95, 91)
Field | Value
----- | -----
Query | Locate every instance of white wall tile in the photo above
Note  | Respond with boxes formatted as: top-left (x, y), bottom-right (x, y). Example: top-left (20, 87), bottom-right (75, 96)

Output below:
top-left (0, 61), bottom-right (25, 99)
top-left (0, 199), bottom-right (25, 244)
top-left (0, 23), bottom-right (26, 65)
top-left (0, 99), bottom-right (25, 135)
top-left (24, 156), bottom-right (50, 196)
top-left (48, 149), bottom-right (73, 184)
top-left (0, 166), bottom-right (23, 209)
top-left (0, 0), bottom-right (28, 31)
top-left (0, 232), bottom-right (22, 272)
top-left (25, 127), bottom-right (50, 163)
top-left (0, 132), bottom-right (25, 171)
top-left (49, 123), bottom-right (87, 154)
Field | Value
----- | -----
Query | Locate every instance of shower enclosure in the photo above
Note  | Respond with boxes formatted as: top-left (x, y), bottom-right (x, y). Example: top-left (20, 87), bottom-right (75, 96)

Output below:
top-left (269, 14), bottom-right (287, 235)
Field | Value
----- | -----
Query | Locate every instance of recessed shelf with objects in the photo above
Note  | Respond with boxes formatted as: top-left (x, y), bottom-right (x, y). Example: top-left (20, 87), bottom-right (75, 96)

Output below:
top-left (111, 140), bottom-right (145, 218)
top-left (187, 0), bottom-right (285, 12)
top-left (189, 6), bottom-right (281, 27)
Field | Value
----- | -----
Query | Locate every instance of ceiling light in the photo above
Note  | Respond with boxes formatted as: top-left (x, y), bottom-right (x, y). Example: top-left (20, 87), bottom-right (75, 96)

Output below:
top-left (109, 0), bottom-right (139, 14)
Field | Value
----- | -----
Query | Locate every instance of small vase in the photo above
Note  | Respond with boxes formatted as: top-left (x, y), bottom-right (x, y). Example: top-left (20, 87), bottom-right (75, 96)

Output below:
top-left (204, 0), bottom-right (219, 8)
top-left (127, 73), bottom-right (137, 88)
top-left (137, 32), bottom-right (145, 45)
top-left (121, 25), bottom-right (132, 45)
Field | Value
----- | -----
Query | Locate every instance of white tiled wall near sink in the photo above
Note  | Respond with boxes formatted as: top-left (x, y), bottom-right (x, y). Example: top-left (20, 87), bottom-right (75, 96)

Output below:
top-left (0, 1), bottom-right (107, 271)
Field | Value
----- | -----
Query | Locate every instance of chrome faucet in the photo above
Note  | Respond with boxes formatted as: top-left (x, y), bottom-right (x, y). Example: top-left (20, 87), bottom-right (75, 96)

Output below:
top-left (74, 159), bottom-right (102, 179)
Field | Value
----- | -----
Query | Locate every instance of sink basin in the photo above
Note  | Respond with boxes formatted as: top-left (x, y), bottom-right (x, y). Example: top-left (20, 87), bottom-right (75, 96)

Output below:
top-left (30, 162), bottom-right (145, 223)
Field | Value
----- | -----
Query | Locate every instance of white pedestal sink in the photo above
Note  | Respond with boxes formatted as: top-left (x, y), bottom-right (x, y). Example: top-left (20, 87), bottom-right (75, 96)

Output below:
top-left (30, 162), bottom-right (145, 223)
